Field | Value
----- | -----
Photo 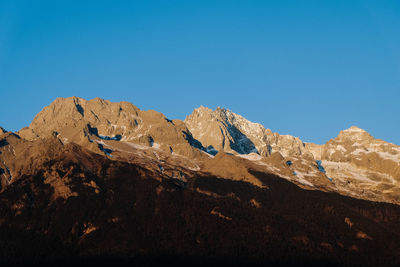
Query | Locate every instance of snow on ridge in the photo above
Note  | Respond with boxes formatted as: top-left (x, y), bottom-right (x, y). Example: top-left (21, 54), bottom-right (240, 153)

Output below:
top-left (320, 160), bottom-right (398, 185)
top-left (327, 148), bottom-right (336, 156)
top-left (351, 148), bottom-right (367, 155)
top-left (125, 142), bottom-right (150, 150)
top-left (375, 151), bottom-right (400, 162)
top-left (292, 171), bottom-right (314, 187)
top-left (350, 149), bottom-right (399, 161)
top-left (344, 126), bottom-right (366, 133)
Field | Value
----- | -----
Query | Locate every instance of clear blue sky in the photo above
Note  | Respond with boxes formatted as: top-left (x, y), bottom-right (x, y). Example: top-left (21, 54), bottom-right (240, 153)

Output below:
top-left (1, 0), bottom-right (399, 144)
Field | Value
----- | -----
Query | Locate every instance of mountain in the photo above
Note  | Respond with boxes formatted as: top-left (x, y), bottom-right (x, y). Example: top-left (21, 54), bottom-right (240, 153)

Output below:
top-left (185, 107), bottom-right (400, 205)
top-left (184, 106), bottom-right (340, 194)
top-left (307, 126), bottom-right (400, 204)
top-left (184, 106), bottom-right (311, 158)
top-left (1, 96), bottom-right (400, 266)
top-left (18, 96), bottom-right (205, 159)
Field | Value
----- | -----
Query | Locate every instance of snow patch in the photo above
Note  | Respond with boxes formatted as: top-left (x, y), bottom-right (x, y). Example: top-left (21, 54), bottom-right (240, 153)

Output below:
top-left (292, 171), bottom-right (314, 187)
top-left (336, 145), bottom-right (346, 152)
top-left (351, 149), bottom-right (367, 156)
top-left (344, 126), bottom-right (365, 133)
top-left (376, 151), bottom-right (400, 162)
top-left (99, 134), bottom-right (122, 141)
top-left (125, 142), bottom-right (149, 150)
top-left (187, 164), bottom-right (201, 171)
top-left (152, 142), bottom-right (161, 149)
top-left (316, 160), bottom-right (326, 173)
top-left (351, 149), bottom-right (400, 162)
top-left (328, 148), bottom-right (336, 156)
top-left (320, 161), bottom-right (397, 184)
top-left (201, 150), bottom-right (215, 158)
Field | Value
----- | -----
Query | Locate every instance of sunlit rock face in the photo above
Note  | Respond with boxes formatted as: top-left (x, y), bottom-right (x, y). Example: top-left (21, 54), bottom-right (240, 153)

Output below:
top-left (185, 105), bottom-right (400, 205)
top-left (184, 106), bottom-right (311, 158)
top-left (306, 126), bottom-right (400, 204)
top-left (18, 96), bottom-right (206, 159)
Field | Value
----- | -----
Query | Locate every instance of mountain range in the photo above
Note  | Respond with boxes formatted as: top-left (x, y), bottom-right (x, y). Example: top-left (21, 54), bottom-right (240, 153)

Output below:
top-left (1, 96), bottom-right (400, 266)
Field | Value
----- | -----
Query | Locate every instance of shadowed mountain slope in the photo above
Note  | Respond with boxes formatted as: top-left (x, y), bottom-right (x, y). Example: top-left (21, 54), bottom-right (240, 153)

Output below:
top-left (1, 140), bottom-right (400, 266)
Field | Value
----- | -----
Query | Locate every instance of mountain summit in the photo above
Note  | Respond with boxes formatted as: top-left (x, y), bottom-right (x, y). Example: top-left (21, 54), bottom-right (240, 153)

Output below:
top-left (185, 106), bottom-right (310, 158)
top-left (18, 96), bottom-right (205, 159)
top-left (336, 126), bottom-right (373, 142)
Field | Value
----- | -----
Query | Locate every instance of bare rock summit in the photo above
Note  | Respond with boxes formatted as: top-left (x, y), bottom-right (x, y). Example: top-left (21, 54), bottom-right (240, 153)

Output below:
top-left (184, 106), bottom-right (311, 158)
top-left (18, 96), bottom-right (205, 159)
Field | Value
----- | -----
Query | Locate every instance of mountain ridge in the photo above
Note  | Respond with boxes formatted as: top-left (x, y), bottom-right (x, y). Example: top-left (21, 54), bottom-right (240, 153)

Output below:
top-left (2, 96), bottom-right (399, 205)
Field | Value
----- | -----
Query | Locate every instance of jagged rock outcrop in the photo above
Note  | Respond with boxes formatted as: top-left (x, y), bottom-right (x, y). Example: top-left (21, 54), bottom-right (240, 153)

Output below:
top-left (18, 97), bottom-right (206, 159)
top-left (185, 106), bottom-right (311, 158)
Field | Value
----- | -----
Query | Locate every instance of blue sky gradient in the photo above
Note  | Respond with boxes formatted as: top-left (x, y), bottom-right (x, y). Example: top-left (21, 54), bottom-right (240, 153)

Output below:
top-left (1, 0), bottom-right (399, 144)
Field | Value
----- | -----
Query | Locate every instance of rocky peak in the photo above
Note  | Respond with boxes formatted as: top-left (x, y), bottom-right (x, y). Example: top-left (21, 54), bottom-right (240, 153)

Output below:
top-left (185, 106), bottom-right (310, 158)
top-left (306, 124), bottom-right (400, 202)
top-left (214, 107), bottom-right (233, 121)
top-left (18, 96), bottom-right (141, 141)
top-left (335, 126), bottom-right (373, 143)
top-left (193, 105), bottom-right (213, 114)
top-left (17, 97), bottom-right (206, 159)
top-left (309, 126), bottom-right (377, 162)
top-left (186, 106), bottom-right (263, 155)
